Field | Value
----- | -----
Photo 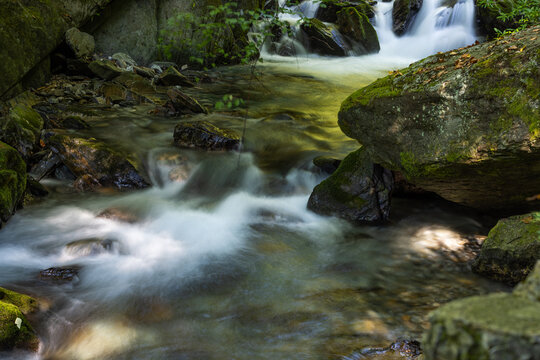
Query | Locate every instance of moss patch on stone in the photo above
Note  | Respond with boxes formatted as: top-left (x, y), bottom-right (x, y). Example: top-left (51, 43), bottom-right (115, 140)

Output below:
top-left (0, 288), bottom-right (38, 351)
top-left (0, 142), bottom-right (27, 224)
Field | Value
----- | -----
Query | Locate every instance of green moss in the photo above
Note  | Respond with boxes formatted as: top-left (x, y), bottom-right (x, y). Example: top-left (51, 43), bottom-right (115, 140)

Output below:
top-left (341, 76), bottom-right (401, 111)
top-left (0, 142), bottom-right (27, 223)
top-left (0, 288), bottom-right (38, 315)
top-left (0, 288), bottom-right (38, 350)
top-left (484, 213), bottom-right (540, 251)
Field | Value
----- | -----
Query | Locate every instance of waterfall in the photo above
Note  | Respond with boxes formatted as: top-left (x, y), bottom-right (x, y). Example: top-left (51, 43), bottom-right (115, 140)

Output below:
top-left (376, 0), bottom-right (477, 58)
top-left (261, 0), bottom-right (477, 61)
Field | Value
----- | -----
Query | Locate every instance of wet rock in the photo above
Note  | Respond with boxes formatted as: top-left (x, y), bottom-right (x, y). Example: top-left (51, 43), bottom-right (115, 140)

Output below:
top-left (111, 52), bottom-right (137, 70)
top-left (316, 0), bottom-right (375, 23)
top-left (422, 293), bottom-right (540, 360)
top-left (134, 66), bottom-right (156, 79)
top-left (64, 238), bottom-right (115, 257)
top-left (338, 26), bottom-right (540, 211)
top-left (99, 83), bottom-right (127, 104)
top-left (73, 174), bottom-right (101, 192)
top-left (39, 267), bottom-right (79, 281)
top-left (88, 59), bottom-right (123, 80)
top-left (54, 164), bottom-right (77, 181)
top-left (308, 147), bottom-right (393, 223)
top-left (113, 72), bottom-right (159, 101)
top-left (392, 0), bottom-right (423, 36)
top-left (157, 67), bottom-right (195, 87)
top-left (30, 151), bottom-right (61, 180)
top-left (301, 18), bottom-right (347, 56)
top-left (166, 88), bottom-right (208, 115)
top-left (337, 7), bottom-right (380, 54)
top-left (313, 156), bottom-right (342, 174)
top-left (59, 115), bottom-right (90, 130)
top-left (65, 27), bottom-right (95, 59)
top-left (472, 213), bottom-right (540, 284)
top-left (44, 131), bottom-right (149, 190)
top-left (149, 61), bottom-right (176, 74)
top-left (0, 287), bottom-right (39, 351)
top-left (98, 207), bottom-right (140, 223)
top-left (26, 177), bottom-right (49, 198)
top-left (350, 339), bottom-right (422, 359)
top-left (173, 121), bottom-right (240, 151)
top-left (0, 104), bottom-right (44, 158)
top-left (0, 142), bottom-right (27, 227)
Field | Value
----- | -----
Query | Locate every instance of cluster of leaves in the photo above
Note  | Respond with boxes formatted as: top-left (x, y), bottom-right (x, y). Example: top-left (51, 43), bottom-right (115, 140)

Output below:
top-left (477, 0), bottom-right (540, 36)
top-left (215, 94), bottom-right (245, 110)
top-left (158, 0), bottom-right (306, 69)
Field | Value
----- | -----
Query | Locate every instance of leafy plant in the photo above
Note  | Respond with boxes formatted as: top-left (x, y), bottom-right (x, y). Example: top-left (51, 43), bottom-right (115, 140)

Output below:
top-left (215, 94), bottom-right (245, 110)
top-left (477, 0), bottom-right (540, 36)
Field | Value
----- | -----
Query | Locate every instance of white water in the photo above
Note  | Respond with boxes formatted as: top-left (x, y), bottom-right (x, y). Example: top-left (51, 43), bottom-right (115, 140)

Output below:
top-left (260, 0), bottom-right (478, 82)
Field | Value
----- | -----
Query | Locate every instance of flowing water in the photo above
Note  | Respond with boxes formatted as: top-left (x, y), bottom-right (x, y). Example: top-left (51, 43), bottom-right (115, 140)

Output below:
top-left (0, 1), bottom-right (507, 359)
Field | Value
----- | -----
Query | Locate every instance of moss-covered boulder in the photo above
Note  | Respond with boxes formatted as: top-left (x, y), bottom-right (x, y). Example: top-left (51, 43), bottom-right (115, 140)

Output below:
top-left (422, 293), bottom-right (540, 360)
top-left (65, 27), bottom-right (95, 59)
top-left (307, 147), bottom-right (393, 223)
top-left (515, 261), bottom-right (540, 302)
top-left (301, 18), bottom-right (347, 56)
top-left (336, 7), bottom-right (380, 54)
top-left (44, 132), bottom-right (149, 190)
top-left (0, 142), bottom-right (27, 227)
top-left (392, 0), bottom-right (423, 35)
top-left (472, 213), bottom-right (540, 284)
top-left (316, 0), bottom-right (375, 22)
top-left (338, 26), bottom-right (540, 211)
top-left (0, 287), bottom-right (39, 351)
top-left (0, 105), bottom-right (44, 158)
top-left (476, 0), bottom-right (518, 39)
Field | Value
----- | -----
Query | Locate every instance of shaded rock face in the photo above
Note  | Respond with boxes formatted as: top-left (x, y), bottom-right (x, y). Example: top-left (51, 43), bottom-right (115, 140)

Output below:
top-left (338, 26), bottom-right (540, 211)
top-left (336, 7), bottom-right (380, 54)
top-left (65, 27), bottom-right (95, 59)
top-left (392, 0), bottom-right (423, 36)
top-left (307, 148), bottom-right (393, 223)
top-left (173, 121), bottom-right (240, 151)
top-left (166, 88), bottom-right (209, 115)
top-left (316, 0), bottom-right (375, 23)
top-left (0, 287), bottom-right (39, 351)
top-left (472, 213), bottom-right (540, 284)
top-left (44, 132), bottom-right (149, 190)
top-left (0, 142), bottom-right (27, 227)
top-left (157, 67), bottom-right (195, 87)
top-left (422, 293), bottom-right (540, 360)
top-left (476, 0), bottom-right (518, 38)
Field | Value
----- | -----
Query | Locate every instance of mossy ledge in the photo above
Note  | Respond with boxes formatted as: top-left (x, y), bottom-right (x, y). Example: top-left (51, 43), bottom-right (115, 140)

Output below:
top-left (0, 287), bottom-right (39, 351)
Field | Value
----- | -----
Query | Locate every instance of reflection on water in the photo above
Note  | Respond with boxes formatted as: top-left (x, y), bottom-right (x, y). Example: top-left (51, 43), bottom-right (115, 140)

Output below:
top-left (0, 61), bottom-right (506, 360)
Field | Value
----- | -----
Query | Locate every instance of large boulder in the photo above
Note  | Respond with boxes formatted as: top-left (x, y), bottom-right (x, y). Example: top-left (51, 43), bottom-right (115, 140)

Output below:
top-left (338, 26), bottom-right (540, 211)
top-left (0, 0), bottom-right (112, 100)
top-left (316, 0), bottom-right (375, 22)
top-left (336, 7), bottom-right (380, 54)
top-left (0, 105), bottom-right (44, 158)
top-left (65, 27), bottom-right (95, 59)
top-left (0, 287), bottom-right (39, 351)
top-left (422, 293), bottom-right (540, 360)
top-left (392, 0), bottom-right (423, 36)
top-left (173, 121), bottom-right (240, 151)
top-left (472, 213), bottom-right (540, 284)
top-left (301, 18), bottom-right (348, 56)
top-left (307, 148), bottom-right (393, 223)
top-left (0, 142), bottom-right (27, 227)
top-left (44, 132), bottom-right (149, 190)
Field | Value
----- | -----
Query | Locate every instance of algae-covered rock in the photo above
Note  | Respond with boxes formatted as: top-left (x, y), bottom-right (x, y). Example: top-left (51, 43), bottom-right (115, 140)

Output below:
top-left (0, 142), bottom-right (27, 226)
top-left (0, 287), bottom-right (38, 351)
top-left (0, 105), bottom-right (44, 158)
top-left (157, 67), bottom-right (195, 87)
top-left (307, 147), bottom-right (393, 223)
top-left (89, 60), bottom-right (124, 81)
top-left (472, 213), bottom-right (540, 284)
top-left (515, 261), bottom-right (540, 302)
top-left (44, 132), bottom-right (149, 190)
top-left (392, 0), bottom-right (423, 35)
top-left (173, 121), bottom-right (240, 151)
top-left (301, 18), bottom-right (347, 56)
top-left (166, 88), bottom-right (208, 115)
top-left (336, 7), bottom-right (380, 54)
top-left (423, 293), bottom-right (540, 360)
top-left (316, 0), bottom-right (375, 23)
top-left (338, 26), bottom-right (540, 210)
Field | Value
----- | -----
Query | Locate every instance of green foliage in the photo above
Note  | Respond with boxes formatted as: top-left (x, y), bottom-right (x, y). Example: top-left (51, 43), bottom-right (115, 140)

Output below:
top-left (215, 94), bottom-right (245, 110)
top-left (478, 0), bottom-right (540, 35)
top-left (158, 0), bottom-right (306, 68)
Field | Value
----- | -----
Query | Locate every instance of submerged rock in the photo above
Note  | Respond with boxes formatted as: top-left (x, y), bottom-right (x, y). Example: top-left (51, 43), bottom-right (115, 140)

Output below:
top-left (392, 0), bottom-right (423, 36)
top-left (0, 142), bottom-right (27, 227)
top-left (472, 213), bottom-right (540, 284)
top-left (338, 26), bottom-right (540, 211)
top-left (308, 148), bottom-right (393, 223)
top-left (0, 287), bottom-right (39, 351)
top-left (337, 7), bottom-right (380, 54)
top-left (39, 267), bottom-right (79, 282)
top-left (173, 121), bottom-right (240, 151)
top-left (44, 131), bottom-right (149, 190)
top-left (166, 88), bottom-right (208, 115)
